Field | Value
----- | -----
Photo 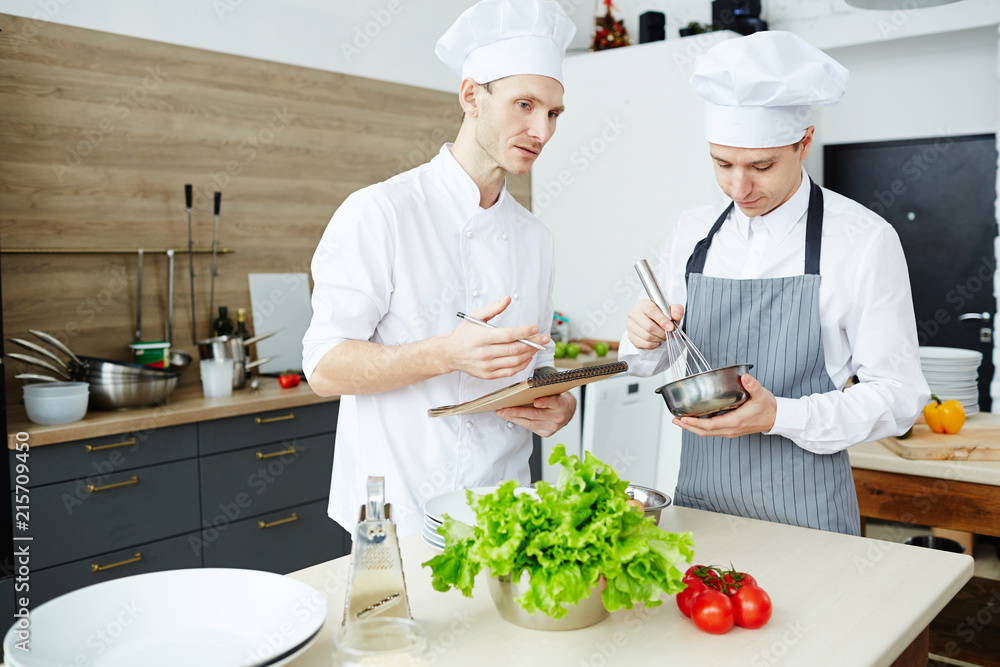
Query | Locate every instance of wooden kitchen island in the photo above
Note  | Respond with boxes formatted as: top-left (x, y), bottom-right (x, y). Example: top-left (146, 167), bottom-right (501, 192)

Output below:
top-left (286, 506), bottom-right (972, 666)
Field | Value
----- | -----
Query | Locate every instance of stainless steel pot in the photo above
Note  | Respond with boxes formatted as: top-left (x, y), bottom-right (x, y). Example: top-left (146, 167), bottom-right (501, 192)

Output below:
top-left (24, 330), bottom-right (181, 409)
top-left (197, 331), bottom-right (275, 389)
top-left (654, 363), bottom-right (754, 418)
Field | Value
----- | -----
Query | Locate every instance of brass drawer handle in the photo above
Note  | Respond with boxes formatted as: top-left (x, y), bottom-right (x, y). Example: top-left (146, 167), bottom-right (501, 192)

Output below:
top-left (258, 513), bottom-right (298, 529)
top-left (86, 438), bottom-right (136, 452)
top-left (255, 413), bottom-right (295, 424)
top-left (87, 476), bottom-right (139, 493)
top-left (257, 446), bottom-right (295, 460)
top-left (92, 552), bottom-right (142, 572)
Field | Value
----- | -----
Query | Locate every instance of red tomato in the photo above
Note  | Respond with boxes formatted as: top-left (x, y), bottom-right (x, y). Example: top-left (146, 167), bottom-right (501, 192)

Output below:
top-left (278, 373), bottom-right (300, 388)
top-left (690, 589), bottom-right (734, 634)
top-left (685, 565), bottom-right (721, 582)
top-left (731, 585), bottom-right (772, 629)
top-left (723, 571), bottom-right (757, 590)
top-left (676, 576), bottom-right (708, 618)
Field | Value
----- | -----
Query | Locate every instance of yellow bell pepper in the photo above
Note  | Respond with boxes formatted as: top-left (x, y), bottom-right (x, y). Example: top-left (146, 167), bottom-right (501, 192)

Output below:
top-left (923, 395), bottom-right (966, 435)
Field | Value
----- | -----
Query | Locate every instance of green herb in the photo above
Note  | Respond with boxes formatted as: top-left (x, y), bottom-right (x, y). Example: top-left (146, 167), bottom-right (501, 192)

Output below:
top-left (421, 445), bottom-right (695, 619)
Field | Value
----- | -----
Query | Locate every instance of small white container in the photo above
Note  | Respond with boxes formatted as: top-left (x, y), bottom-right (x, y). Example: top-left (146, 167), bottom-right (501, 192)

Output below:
top-left (23, 382), bottom-right (89, 425)
top-left (200, 359), bottom-right (234, 399)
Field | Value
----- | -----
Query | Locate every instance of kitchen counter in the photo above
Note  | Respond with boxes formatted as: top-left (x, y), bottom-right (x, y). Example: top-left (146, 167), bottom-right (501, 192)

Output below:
top-left (285, 506), bottom-right (972, 666)
top-left (5, 378), bottom-right (338, 449)
top-left (850, 414), bottom-right (1000, 538)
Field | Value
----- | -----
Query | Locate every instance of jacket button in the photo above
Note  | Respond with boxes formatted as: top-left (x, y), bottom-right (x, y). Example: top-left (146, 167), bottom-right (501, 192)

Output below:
top-left (472, 290), bottom-right (480, 297)
top-left (466, 231), bottom-right (473, 238)
top-left (466, 421), bottom-right (474, 429)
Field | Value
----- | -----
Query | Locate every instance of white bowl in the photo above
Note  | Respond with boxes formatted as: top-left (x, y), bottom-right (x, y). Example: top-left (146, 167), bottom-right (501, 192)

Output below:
top-left (23, 385), bottom-right (89, 425)
top-left (22, 381), bottom-right (89, 398)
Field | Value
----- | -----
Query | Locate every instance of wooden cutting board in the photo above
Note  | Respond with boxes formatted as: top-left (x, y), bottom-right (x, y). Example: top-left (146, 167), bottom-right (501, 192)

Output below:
top-left (880, 412), bottom-right (1000, 460)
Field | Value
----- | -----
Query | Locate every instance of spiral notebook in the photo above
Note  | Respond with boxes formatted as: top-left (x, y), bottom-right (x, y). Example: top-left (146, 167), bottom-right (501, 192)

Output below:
top-left (428, 361), bottom-right (628, 417)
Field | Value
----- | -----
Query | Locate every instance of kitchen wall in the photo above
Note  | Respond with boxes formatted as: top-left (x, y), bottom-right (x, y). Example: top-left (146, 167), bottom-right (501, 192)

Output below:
top-left (0, 13), bottom-right (529, 401)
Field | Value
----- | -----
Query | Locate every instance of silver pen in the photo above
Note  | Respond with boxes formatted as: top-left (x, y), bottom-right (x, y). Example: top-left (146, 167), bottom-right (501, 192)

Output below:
top-left (456, 312), bottom-right (547, 351)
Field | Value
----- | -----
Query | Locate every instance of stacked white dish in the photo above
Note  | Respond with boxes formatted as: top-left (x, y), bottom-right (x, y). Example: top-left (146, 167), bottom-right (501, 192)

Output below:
top-left (422, 485), bottom-right (537, 551)
top-left (2, 568), bottom-right (326, 667)
top-left (919, 347), bottom-right (982, 417)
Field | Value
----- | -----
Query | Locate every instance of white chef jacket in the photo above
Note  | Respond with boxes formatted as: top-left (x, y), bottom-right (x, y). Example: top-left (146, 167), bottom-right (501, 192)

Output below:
top-left (619, 168), bottom-right (930, 454)
top-left (303, 144), bottom-right (556, 538)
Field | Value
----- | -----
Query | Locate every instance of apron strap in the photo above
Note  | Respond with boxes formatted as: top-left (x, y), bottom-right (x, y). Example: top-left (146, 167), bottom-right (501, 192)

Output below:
top-left (685, 177), bottom-right (825, 279)
top-left (803, 178), bottom-right (824, 276)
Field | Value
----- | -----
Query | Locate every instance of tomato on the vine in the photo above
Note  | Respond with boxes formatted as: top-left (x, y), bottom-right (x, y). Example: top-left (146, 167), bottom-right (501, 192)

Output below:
top-left (723, 571), bottom-right (757, 589)
top-left (690, 589), bottom-right (734, 634)
top-left (676, 575), bottom-right (708, 618)
top-left (731, 585), bottom-right (772, 629)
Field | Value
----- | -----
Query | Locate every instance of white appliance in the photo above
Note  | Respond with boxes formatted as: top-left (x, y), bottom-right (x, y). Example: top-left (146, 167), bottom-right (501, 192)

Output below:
top-left (581, 372), bottom-right (665, 489)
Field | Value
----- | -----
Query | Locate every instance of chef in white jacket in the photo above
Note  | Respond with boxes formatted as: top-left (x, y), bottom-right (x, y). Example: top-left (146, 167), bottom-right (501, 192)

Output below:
top-left (619, 32), bottom-right (929, 535)
top-left (303, 0), bottom-right (577, 537)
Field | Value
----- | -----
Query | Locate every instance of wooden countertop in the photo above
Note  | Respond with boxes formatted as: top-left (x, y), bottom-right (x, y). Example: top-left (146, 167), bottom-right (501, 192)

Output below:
top-left (6, 378), bottom-right (339, 449)
top-left (286, 506), bottom-right (972, 666)
top-left (850, 412), bottom-right (1000, 487)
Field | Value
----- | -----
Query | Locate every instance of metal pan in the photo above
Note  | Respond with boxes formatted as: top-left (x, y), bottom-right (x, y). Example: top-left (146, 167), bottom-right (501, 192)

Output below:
top-left (7, 353), bottom-right (72, 380)
top-left (7, 338), bottom-right (71, 370)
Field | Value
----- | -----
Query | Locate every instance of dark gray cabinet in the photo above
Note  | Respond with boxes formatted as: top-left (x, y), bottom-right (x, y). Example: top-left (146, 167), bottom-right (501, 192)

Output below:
top-left (6, 401), bottom-right (347, 615)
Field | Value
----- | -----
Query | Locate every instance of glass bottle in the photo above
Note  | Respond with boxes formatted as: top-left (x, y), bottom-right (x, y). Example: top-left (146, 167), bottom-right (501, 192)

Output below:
top-left (212, 306), bottom-right (235, 337)
top-left (235, 307), bottom-right (251, 341)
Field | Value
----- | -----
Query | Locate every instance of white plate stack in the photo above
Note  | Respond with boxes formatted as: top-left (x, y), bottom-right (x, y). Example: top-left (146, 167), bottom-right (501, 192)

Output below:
top-left (422, 487), bottom-right (483, 551)
top-left (422, 485), bottom-right (537, 551)
top-left (919, 346), bottom-right (982, 417)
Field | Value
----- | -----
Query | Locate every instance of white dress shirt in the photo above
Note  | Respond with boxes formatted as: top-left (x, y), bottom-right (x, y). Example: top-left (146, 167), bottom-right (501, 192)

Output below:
top-left (619, 168), bottom-right (930, 454)
top-left (303, 144), bottom-right (556, 537)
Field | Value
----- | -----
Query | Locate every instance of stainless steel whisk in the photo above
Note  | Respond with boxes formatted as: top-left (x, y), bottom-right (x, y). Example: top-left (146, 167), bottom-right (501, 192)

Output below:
top-left (634, 260), bottom-right (713, 379)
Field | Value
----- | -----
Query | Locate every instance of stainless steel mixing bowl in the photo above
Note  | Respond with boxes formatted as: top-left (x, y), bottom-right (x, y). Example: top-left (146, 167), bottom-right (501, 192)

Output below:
top-left (625, 483), bottom-right (671, 524)
top-left (655, 364), bottom-right (754, 418)
top-left (487, 574), bottom-right (608, 631)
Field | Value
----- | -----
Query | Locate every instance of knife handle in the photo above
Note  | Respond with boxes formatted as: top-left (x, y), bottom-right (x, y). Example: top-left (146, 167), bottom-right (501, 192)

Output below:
top-left (185, 183), bottom-right (192, 209)
top-left (214, 191), bottom-right (221, 215)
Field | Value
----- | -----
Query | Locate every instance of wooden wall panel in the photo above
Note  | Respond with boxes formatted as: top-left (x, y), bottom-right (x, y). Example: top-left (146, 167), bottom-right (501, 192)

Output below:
top-left (0, 13), bottom-right (531, 402)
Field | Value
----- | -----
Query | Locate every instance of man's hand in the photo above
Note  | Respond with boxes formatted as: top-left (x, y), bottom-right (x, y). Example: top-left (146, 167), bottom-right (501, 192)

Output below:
top-left (672, 373), bottom-right (777, 438)
top-left (496, 392), bottom-right (577, 438)
top-left (626, 300), bottom-right (684, 350)
top-left (442, 297), bottom-right (549, 380)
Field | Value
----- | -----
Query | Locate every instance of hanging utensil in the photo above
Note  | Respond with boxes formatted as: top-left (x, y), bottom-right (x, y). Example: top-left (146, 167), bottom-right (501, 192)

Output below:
top-left (209, 191), bottom-right (221, 330)
top-left (166, 249), bottom-right (193, 371)
top-left (134, 248), bottom-right (144, 342)
top-left (185, 184), bottom-right (197, 345)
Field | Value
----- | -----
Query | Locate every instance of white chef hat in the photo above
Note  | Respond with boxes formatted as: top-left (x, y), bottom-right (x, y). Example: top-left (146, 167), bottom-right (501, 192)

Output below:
top-left (435, 0), bottom-right (576, 87)
top-left (690, 31), bottom-right (849, 148)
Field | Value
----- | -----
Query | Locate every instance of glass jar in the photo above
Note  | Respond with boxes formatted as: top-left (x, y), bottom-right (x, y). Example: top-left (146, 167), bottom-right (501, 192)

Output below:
top-left (332, 618), bottom-right (430, 666)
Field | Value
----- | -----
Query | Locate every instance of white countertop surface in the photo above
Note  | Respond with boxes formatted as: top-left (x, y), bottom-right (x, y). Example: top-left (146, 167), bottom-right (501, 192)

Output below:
top-left (849, 439), bottom-right (1000, 487)
top-left (285, 505), bottom-right (972, 666)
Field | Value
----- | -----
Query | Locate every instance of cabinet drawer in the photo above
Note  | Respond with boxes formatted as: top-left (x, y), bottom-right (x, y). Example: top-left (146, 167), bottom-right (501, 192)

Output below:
top-left (199, 434), bottom-right (333, 522)
top-left (27, 459), bottom-right (200, 570)
top-left (27, 532), bottom-right (202, 611)
top-left (202, 500), bottom-right (349, 574)
top-left (198, 402), bottom-right (337, 456)
top-left (12, 424), bottom-right (197, 488)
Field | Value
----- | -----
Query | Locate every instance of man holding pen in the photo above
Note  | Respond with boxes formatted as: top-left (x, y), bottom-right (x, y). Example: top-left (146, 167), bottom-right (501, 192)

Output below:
top-left (303, 0), bottom-right (577, 537)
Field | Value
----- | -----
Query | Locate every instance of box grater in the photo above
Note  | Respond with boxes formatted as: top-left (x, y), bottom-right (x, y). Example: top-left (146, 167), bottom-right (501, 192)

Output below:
top-left (342, 476), bottom-right (412, 624)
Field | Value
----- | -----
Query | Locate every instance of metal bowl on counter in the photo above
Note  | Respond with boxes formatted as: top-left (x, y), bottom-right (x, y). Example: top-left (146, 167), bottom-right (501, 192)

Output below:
top-left (625, 483), bottom-right (671, 524)
top-left (487, 574), bottom-right (608, 631)
top-left (655, 363), bottom-right (754, 418)
top-left (87, 373), bottom-right (180, 410)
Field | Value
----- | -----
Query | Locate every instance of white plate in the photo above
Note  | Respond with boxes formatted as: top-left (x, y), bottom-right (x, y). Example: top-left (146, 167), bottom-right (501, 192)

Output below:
top-left (919, 347), bottom-right (984, 362)
top-left (422, 527), bottom-right (445, 547)
top-left (422, 533), bottom-right (445, 552)
top-left (3, 568), bottom-right (326, 667)
top-left (423, 485), bottom-right (538, 525)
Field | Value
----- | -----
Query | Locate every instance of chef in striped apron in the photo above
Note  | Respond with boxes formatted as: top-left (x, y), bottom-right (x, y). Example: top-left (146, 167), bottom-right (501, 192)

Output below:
top-left (618, 32), bottom-right (929, 535)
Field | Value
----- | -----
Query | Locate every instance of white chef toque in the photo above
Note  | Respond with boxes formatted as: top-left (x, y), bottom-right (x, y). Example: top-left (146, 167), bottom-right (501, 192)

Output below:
top-left (690, 31), bottom-right (849, 148)
top-left (435, 0), bottom-right (577, 87)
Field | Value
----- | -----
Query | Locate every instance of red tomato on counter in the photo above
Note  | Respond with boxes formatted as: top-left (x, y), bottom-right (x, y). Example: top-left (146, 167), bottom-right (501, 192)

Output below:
top-left (278, 372), bottom-right (301, 388)
top-left (690, 589), bottom-right (734, 634)
top-left (731, 585), bottom-right (772, 629)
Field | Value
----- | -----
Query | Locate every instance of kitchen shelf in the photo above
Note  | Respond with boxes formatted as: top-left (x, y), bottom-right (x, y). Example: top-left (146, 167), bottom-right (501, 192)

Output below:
top-left (1, 247), bottom-right (236, 255)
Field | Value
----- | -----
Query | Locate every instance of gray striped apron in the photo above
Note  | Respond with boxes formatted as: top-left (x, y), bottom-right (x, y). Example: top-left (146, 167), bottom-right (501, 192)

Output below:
top-left (674, 179), bottom-right (861, 536)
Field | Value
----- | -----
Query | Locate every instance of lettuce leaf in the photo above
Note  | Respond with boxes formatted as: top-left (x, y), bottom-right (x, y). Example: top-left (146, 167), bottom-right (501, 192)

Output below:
top-left (422, 445), bottom-right (695, 619)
